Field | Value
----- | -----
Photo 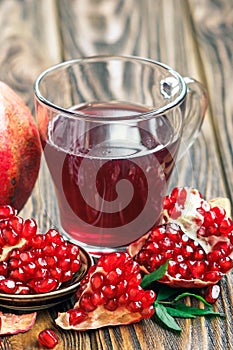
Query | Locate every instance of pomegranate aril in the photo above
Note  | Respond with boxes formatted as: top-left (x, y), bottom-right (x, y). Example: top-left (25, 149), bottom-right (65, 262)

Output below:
top-left (204, 271), bottom-right (223, 283)
top-left (33, 278), bottom-right (59, 293)
top-left (91, 291), bottom-right (105, 306)
top-left (61, 270), bottom-right (73, 282)
top-left (211, 206), bottom-right (226, 223)
top-left (23, 262), bottom-right (36, 276)
top-left (68, 308), bottom-right (88, 326)
top-left (8, 216), bottom-right (23, 234)
top-left (219, 218), bottom-right (233, 235)
top-left (193, 248), bottom-right (205, 260)
top-left (10, 267), bottom-right (26, 282)
top-left (141, 290), bottom-right (156, 307)
top-left (90, 272), bottom-right (105, 291)
top-left (127, 301), bottom-right (142, 313)
top-left (79, 293), bottom-right (97, 312)
top-left (204, 211), bottom-right (216, 227)
top-left (218, 257), bottom-right (233, 273)
top-left (141, 305), bottom-right (155, 319)
top-left (38, 329), bottom-right (58, 349)
top-left (3, 228), bottom-right (19, 246)
top-left (106, 268), bottom-right (123, 284)
top-left (70, 259), bottom-right (81, 273)
top-left (189, 261), bottom-right (207, 279)
top-left (0, 205), bottom-right (16, 219)
top-left (31, 234), bottom-right (46, 248)
top-left (204, 284), bottom-right (220, 304)
top-left (21, 218), bottom-right (37, 239)
top-left (46, 229), bottom-right (64, 244)
top-left (118, 293), bottom-right (129, 305)
top-left (128, 286), bottom-right (144, 301)
top-left (50, 267), bottom-right (63, 280)
top-left (102, 284), bottom-right (117, 299)
top-left (104, 298), bottom-right (118, 311)
top-left (0, 261), bottom-right (8, 276)
top-left (0, 278), bottom-right (17, 293)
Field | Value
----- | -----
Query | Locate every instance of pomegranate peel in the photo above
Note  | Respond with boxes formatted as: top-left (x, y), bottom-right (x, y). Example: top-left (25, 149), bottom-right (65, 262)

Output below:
top-left (55, 252), bottom-right (156, 331)
top-left (128, 187), bottom-right (233, 288)
top-left (0, 311), bottom-right (36, 335)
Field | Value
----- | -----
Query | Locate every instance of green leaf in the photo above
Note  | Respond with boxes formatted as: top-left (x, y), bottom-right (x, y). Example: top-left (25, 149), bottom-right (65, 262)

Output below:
top-left (140, 260), bottom-right (169, 289)
top-left (174, 292), bottom-right (212, 307)
top-left (164, 306), bottom-right (196, 318)
top-left (154, 303), bottom-right (182, 332)
top-left (156, 285), bottom-right (180, 301)
top-left (173, 303), bottom-right (225, 317)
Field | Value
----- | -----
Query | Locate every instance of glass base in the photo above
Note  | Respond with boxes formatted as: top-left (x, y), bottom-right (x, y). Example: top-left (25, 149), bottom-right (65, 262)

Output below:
top-left (61, 230), bottom-right (127, 258)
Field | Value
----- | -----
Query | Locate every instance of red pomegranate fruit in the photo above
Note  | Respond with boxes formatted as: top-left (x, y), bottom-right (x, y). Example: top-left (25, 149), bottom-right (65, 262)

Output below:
top-left (128, 187), bottom-right (233, 288)
top-left (0, 82), bottom-right (41, 211)
top-left (55, 252), bottom-right (156, 330)
top-left (0, 205), bottom-right (82, 294)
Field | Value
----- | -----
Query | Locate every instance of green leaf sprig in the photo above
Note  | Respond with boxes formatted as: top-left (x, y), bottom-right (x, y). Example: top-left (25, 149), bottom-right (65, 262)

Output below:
top-left (140, 261), bottom-right (224, 332)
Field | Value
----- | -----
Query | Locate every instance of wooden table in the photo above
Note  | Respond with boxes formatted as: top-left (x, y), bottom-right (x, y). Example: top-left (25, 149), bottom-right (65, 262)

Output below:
top-left (0, 0), bottom-right (232, 349)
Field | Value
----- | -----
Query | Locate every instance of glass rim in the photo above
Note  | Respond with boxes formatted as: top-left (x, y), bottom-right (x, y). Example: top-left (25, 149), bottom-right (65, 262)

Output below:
top-left (34, 55), bottom-right (187, 121)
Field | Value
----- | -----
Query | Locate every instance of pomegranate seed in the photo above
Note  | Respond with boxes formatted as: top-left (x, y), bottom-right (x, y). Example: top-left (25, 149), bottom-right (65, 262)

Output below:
top-left (212, 206), bottom-right (226, 223)
top-left (104, 298), bottom-right (118, 311)
top-left (91, 291), bottom-right (105, 306)
top-left (68, 308), bottom-right (88, 326)
top-left (8, 216), bottom-right (23, 234)
top-left (79, 293), bottom-right (97, 312)
top-left (204, 211), bottom-right (216, 227)
top-left (218, 257), bottom-right (233, 273)
top-left (204, 285), bottom-right (220, 304)
top-left (0, 205), bottom-right (16, 219)
top-left (3, 228), bottom-right (19, 245)
top-left (33, 278), bottom-right (59, 293)
top-left (141, 305), bottom-right (155, 319)
top-left (204, 271), bottom-right (223, 283)
top-left (38, 329), bottom-right (58, 349)
top-left (21, 218), bottom-right (37, 239)
top-left (90, 272), bottom-right (105, 291)
top-left (102, 284), bottom-right (117, 299)
top-left (31, 234), bottom-right (46, 248)
top-left (127, 301), bottom-right (142, 312)
top-left (0, 278), bottom-right (17, 293)
top-left (219, 218), bottom-right (233, 235)
top-left (0, 262), bottom-right (8, 276)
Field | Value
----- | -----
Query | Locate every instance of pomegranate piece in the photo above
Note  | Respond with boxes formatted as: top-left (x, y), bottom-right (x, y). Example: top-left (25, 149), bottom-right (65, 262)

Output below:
top-left (128, 187), bottom-right (233, 288)
top-left (0, 311), bottom-right (36, 335)
top-left (0, 82), bottom-right (41, 211)
top-left (0, 205), bottom-right (82, 294)
top-left (38, 329), bottom-right (58, 349)
top-left (55, 252), bottom-right (156, 330)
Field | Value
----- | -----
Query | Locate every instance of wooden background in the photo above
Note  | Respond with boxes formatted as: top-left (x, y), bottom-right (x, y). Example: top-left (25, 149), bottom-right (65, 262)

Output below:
top-left (0, 0), bottom-right (232, 349)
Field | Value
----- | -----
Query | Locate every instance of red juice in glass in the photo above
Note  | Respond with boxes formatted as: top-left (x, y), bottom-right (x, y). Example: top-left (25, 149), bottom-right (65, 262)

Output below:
top-left (42, 101), bottom-right (180, 249)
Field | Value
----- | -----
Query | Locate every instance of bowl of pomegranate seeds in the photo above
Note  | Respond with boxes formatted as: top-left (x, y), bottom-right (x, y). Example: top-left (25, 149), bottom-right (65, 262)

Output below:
top-left (0, 205), bottom-right (93, 311)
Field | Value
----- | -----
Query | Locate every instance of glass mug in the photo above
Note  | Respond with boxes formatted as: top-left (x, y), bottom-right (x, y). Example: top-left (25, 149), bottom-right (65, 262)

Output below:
top-left (34, 55), bottom-right (207, 255)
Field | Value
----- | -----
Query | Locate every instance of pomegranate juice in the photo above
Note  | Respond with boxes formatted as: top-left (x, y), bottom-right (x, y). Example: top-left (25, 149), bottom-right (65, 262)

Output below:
top-left (43, 102), bottom-right (180, 249)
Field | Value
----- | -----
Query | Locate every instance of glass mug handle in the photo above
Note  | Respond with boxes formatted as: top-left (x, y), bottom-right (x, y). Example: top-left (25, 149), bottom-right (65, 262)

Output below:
top-left (178, 77), bottom-right (208, 159)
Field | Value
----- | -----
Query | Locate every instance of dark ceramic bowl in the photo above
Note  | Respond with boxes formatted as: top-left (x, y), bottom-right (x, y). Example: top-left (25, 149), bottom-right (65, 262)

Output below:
top-left (0, 246), bottom-right (93, 311)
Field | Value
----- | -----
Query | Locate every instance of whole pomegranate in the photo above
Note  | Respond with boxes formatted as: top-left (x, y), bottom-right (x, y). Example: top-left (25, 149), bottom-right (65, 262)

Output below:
top-left (128, 187), bottom-right (233, 288)
top-left (0, 82), bottom-right (41, 211)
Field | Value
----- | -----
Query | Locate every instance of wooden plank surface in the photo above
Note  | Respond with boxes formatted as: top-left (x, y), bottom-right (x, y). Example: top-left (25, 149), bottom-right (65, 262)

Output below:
top-left (0, 0), bottom-right (232, 349)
